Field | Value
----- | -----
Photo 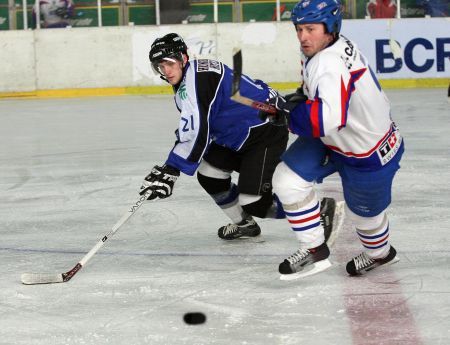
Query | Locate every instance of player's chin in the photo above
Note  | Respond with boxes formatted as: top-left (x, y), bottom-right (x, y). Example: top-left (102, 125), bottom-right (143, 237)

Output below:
top-left (167, 76), bottom-right (178, 85)
top-left (301, 47), bottom-right (314, 57)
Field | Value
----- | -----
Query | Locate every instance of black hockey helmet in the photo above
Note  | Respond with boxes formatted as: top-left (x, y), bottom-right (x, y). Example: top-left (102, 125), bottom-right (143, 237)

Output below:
top-left (149, 33), bottom-right (188, 64)
top-left (149, 33), bottom-right (188, 80)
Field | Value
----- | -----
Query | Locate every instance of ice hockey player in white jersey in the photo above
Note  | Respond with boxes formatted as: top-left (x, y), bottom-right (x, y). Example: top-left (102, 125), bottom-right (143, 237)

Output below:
top-left (33, 0), bottom-right (74, 28)
top-left (260, 0), bottom-right (404, 279)
top-left (139, 33), bottom-right (338, 242)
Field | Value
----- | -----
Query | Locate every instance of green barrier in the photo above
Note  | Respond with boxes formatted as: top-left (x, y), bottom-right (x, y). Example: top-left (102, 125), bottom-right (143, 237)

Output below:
top-left (70, 7), bottom-right (120, 27)
top-left (15, 10), bottom-right (31, 30)
top-left (188, 3), bottom-right (233, 23)
top-left (242, 1), bottom-right (296, 22)
top-left (129, 4), bottom-right (155, 25)
top-left (0, 5), bottom-right (8, 30)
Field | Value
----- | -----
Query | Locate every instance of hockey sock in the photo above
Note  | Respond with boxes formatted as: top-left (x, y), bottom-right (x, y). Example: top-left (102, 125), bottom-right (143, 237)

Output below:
top-left (197, 171), bottom-right (247, 224)
top-left (211, 183), bottom-right (246, 224)
top-left (356, 213), bottom-right (390, 259)
top-left (283, 192), bottom-right (324, 249)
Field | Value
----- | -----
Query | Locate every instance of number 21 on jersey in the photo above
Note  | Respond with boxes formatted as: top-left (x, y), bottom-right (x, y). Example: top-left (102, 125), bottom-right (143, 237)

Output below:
top-left (181, 114), bottom-right (195, 132)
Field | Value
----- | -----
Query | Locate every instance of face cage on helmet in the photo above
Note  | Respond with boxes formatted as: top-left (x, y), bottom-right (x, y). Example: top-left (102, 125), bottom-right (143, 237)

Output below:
top-left (150, 52), bottom-right (184, 77)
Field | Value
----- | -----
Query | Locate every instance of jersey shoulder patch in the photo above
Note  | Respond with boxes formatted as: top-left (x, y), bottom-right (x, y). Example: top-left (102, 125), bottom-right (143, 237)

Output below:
top-left (196, 59), bottom-right (222, 74)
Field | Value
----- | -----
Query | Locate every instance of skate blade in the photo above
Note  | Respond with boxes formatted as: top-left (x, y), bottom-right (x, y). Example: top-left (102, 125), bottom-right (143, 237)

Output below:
top-left (380, 255), bottom-right (400, 269)
top-left (280, 259), bottom-right (332, 281)
top-left (391, 256), bottom-right (400, 265)
top-left (326, 201), bottom-right (345, 248)
top-left (223, 234), bottom-right (265, 243)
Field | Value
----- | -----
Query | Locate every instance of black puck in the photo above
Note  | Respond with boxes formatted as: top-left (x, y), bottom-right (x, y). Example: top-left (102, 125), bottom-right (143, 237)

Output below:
top-left (183, 312), bottom-right (206, 325)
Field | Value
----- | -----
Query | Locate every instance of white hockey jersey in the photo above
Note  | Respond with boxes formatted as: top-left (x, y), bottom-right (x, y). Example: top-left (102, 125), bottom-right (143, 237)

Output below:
top-left (33, 0), bottom-right (74, 28)
top-left (289, 35), bottom-right (403, 171)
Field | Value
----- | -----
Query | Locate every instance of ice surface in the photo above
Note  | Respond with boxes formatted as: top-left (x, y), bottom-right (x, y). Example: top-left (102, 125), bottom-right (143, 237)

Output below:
top-left (1, 89), bottom-right (449, 345)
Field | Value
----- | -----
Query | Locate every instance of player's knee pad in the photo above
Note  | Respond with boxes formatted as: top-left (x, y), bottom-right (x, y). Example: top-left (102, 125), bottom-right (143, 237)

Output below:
top-left (197, 160), bottom-right (232, 195)
top-left (345, 205), bottom-right (386, 231)
top-left (197, 172), bottom-right (231, 195)
top-left (272, 162), bottom-right (313, 205)
top-left (198, 160), bottom-right (231, 179)
top-left (241, 193), bottom-right (273, 218)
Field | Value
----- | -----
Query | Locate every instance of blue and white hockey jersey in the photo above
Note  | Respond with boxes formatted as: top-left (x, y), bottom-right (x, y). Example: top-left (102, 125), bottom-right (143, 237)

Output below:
top-left (165, 59), bottom-right (271, 176)
top-left (289, 35), bottom-right (404, 171)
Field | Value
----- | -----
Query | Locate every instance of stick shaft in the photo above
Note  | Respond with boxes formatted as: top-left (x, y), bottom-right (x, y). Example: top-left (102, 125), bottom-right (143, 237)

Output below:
top-left (21, 191), bottom-right (152, 285)
top-left (230, 92), bottom-right (277, 114)
top-left (230, 48), bottom-right (276, 114)
top-left (78, 191), bottom-right (151, 267)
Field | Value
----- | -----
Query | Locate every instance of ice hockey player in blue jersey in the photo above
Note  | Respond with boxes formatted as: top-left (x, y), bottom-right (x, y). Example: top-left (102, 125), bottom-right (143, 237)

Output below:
top-left (139, 33), bottom-right (337, 242)
top-left (260, 0), bottom-right (404, 279)
top-left (139, 33), bottom-right (289, 240)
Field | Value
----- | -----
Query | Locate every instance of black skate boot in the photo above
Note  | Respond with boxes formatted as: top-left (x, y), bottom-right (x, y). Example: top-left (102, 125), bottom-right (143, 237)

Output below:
top-left (346, 245), bottom-right (399, 276)
top-left (279, 242), bottom-right (331, 280)
top-left (319, 197), bottom-right (336, 244)
top-left (218, 216), bottom-right (261, 240)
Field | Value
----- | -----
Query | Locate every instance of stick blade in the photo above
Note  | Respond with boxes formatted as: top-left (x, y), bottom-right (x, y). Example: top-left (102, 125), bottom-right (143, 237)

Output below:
top-left (21, 273), bottom-right (64, 285)
top-left (231, 48), bottom-right (242, 97)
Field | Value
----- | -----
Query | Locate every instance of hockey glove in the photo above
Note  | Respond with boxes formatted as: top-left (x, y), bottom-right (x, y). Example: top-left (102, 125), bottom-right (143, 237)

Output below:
top-left (284, 87), bottom-right (308, 103)
top-left (140, 164), bottom-right (180, 200)
top-left (259, 94), bottom-right (292, 126)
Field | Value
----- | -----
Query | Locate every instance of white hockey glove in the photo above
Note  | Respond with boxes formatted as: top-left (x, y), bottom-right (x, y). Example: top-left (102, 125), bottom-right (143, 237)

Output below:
top-left (140, 164), bottom-right (180, 200)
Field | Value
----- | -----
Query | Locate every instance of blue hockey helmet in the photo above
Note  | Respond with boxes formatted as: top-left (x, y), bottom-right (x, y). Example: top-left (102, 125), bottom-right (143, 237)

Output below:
top-left (291, 0), bottom-right (342, 34)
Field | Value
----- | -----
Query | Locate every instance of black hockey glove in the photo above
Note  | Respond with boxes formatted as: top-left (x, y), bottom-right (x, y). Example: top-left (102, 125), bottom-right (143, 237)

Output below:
top-left (259, 94), bottom-right (290, 126)
top-left (139, 164), bottom-right (180, 200)
top-left (259, 88), bottom-right (307, 126)
top-left (284, 87), bottom-right (308, 103)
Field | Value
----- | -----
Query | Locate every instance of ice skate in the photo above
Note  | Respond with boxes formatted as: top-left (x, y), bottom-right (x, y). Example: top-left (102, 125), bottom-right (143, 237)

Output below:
top-left (279, 242), bottom-right (332, 280)
top-left (346, 245), bottom-right (399, 276)
top-left (218, 216), bottom-right (262, 240)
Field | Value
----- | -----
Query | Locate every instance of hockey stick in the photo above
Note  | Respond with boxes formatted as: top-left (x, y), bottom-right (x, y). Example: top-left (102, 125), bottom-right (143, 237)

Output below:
top-left (21, 190), bottom-right (153, 285)
top-left (230, 48), bottom-right (277, 115)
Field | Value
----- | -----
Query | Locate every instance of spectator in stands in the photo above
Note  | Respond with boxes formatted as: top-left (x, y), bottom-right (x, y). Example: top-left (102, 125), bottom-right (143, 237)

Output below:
top-left (366, 0), bottom-right (397, 18)
top-left (340, 2), bottom-right (353, 19)
top-left (33, 0), bottom-right (75, 28)
top-left (416, 0), bottom-right (449, 17)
